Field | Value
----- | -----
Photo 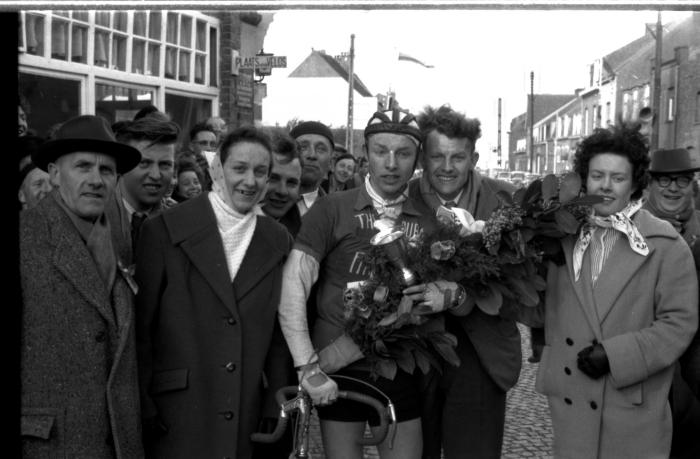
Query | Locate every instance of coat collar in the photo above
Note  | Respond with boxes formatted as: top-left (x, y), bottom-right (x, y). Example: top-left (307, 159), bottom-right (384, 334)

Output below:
top-left (162, 193), bottom-right (288, 314)
top-left (564, 209), bottom-right (674, 328)
top-left (42, 196), bottom-right (118, 328)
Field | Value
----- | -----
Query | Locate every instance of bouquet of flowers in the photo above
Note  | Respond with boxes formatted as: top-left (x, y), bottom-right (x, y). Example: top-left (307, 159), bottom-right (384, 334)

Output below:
top-left (343, 172), bottom-right (602, 380)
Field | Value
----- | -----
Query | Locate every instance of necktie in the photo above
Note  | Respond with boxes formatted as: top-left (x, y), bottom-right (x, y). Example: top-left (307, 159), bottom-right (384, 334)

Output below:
top-left (131, 212), bottom-right (148, 256)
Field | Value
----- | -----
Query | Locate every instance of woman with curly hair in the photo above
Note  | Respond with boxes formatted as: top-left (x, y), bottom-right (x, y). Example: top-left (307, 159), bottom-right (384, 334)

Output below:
top-left (527, 124), bottom-right (698, 458)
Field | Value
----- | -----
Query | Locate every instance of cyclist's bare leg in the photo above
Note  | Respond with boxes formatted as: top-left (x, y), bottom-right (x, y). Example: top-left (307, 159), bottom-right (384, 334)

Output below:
top-left (373, 418), bottom-right (422, 459)
top-left (320, 420), bottom-right (366, 459)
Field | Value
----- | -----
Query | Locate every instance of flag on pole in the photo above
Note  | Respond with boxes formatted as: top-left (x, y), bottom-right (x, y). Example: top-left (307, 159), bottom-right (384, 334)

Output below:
top-left (398, 52), bottom-right (434, 68)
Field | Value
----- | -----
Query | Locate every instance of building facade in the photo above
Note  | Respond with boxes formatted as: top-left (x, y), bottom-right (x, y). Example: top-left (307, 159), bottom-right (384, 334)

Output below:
top-left (18, 10), bottom-right (272, 144)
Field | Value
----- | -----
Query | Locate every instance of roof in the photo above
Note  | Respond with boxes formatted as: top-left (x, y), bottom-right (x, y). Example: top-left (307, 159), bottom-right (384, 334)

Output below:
top-left (288, 50), bottom-right (373, 97)
top-left (530, 94), bottom-right (577, 123)
top-left (606, 13), bottom-right (696, 90)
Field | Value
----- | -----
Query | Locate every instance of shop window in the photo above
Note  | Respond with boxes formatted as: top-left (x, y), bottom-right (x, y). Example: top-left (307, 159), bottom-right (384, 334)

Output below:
top-left (180, 16), bottom-right (192, 47)
top-left (166, 92), bottom-right (212, 144)
top-left (133, 12), bottom-right (147, 36)
top-left (51, 18), bottom-right (69, 60)
top-left (71, 25), bottom-right (87, 63)
top-left (111, 34), bottom-right (127, 71)
top-left (148, 43), bottom-right (160, 76)
top-left (25, 13), bottom-right (45, 56)
top-left (113, 12), bottom-right (128, 32)
top-left (95, 82), bottom-right (155, 124)
top-left (166, 12), bottom-right (178, 44)
top-left (95, 11), bottom-right (110, 27)
top-left (132, 39), bottom-right (146, 74)
top-left (149, 12), bottom-right (162, 39)
top-left (72, 11), bottom-right (88, 22)
top-left (19, 72), bottom-right (80, 138)
top-left (196, 20), bottom-right (206, 51)
top-left (209, 27), bottom-right (217, 87)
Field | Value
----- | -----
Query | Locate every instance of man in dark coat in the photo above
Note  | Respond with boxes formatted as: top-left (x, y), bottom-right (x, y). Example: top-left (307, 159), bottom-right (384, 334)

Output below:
top-left (409, 105), bottom-right (521, 459)
top-left (20, 115), bottom-right (144, 458)
top-left (107, 113), bottom-right (180, 266)
top-left (135, 126), bottom-right (293, 459)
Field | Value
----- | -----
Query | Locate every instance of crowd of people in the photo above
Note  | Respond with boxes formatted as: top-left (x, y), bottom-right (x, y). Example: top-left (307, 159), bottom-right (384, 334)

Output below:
top-left (18, 97), bottom-right (700, 459)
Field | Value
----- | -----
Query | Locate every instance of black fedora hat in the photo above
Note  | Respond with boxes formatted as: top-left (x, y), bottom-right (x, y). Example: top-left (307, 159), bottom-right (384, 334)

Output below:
top-left (649, 148), bottom-right (700, 174)
top-left (33, 115), bottom-right (141, 174)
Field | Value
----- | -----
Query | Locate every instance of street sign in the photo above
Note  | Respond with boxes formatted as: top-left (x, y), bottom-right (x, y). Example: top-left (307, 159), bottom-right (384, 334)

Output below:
top-left (235, 55), bottom-right (287, 70)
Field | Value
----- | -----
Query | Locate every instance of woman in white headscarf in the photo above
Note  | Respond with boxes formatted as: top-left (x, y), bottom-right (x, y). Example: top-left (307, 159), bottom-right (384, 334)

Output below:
top-left (134, 126), bottom-right (293, 459)
top-left (528, 125), bottom-right (698, 459)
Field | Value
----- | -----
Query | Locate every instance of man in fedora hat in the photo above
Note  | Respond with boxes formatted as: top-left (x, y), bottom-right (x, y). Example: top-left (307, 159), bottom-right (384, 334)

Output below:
top-left (20, 114), bottom-right (144, 458)
top-left (644, 147), bottom-right (700, 458)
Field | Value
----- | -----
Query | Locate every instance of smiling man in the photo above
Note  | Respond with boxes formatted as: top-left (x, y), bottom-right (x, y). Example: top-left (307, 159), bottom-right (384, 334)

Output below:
top-left (409, 104), bottom-right (521, 459)
top-left (261, 131), bottom-right (303, 235)
top-left (643, 147), bottom-right (700, 458)
top-left (279, 108), bottom-right (438, 459)
top-left (20, 115), bottom-right (143, 458)
top-left (108, 113), bottom-right (180, 265)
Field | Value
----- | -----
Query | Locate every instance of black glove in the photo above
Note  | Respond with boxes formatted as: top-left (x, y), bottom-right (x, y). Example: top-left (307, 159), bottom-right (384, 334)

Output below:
top-left (142, 415), bottom-right (168, 442)
top-left (577, 343), bottom-right (610, 379)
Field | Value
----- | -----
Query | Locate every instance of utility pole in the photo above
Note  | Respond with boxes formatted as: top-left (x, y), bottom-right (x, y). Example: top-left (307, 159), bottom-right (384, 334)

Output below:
top-left (529, 71), bottom-right (535, 173)
top-left (497, 97), bottom-right (502, 167)
top-left (346, 34), bottom-right (355, 156)
top-left (650, 10), bottom-right (663, 151)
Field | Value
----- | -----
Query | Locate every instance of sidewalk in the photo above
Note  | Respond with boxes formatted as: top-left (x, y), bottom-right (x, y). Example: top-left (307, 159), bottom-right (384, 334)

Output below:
top-left (306, 324), bottom-right (553, 458)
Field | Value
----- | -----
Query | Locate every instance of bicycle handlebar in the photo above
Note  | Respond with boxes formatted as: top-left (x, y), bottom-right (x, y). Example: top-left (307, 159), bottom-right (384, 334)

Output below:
top-left (250, 385), bottom-right (390, 446)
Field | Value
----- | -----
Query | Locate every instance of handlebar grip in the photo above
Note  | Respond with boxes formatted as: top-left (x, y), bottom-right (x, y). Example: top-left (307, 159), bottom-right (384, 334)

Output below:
top-left (250, 386), bottom-right (299, 443)
top-left (275, 386), bottom-right (301, 405)
top-left (250, 414), bottom-right (289, 443)
top-left (338, 390), bottom-right (389, 446)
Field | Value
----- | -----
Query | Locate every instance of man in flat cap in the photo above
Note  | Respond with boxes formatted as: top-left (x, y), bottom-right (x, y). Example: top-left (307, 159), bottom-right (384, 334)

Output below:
top-left (20, 114), bottom-right (144, 458)
top-left (290, 120), bottom-right (335, 216)
top-left (643, 147), bottom-right (700, 459)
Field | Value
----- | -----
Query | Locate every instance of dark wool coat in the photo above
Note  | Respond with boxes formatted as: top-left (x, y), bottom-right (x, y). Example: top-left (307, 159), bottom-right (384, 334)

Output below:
top-left (408, 175), bottom-right (523, 392)
top-left (134, 193), bottom-right (292, 459)
top-left (20, 195), bottom-right (144, 458)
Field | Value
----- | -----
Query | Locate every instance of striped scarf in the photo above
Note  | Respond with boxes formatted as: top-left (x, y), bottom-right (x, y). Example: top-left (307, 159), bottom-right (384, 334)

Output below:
top-left (573, 199), bottom-right (649, 282)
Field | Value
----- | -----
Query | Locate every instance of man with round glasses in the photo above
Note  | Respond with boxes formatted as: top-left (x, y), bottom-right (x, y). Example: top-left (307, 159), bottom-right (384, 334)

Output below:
top-left (643, 147), bottom-right (700, 458)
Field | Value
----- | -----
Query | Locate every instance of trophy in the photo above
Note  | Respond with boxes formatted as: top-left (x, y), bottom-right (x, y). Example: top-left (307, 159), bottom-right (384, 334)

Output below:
top-left (370, 219), bottom-right (417, 287)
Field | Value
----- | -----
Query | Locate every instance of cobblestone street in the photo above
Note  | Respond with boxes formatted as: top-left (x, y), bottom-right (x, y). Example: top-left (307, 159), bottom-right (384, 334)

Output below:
top-left (305, 324), bottom-right (553, 458)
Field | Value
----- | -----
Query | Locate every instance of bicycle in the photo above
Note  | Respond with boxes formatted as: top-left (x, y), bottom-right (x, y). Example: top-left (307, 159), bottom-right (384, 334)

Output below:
top-left (251, 375), bottom-right (397, 459)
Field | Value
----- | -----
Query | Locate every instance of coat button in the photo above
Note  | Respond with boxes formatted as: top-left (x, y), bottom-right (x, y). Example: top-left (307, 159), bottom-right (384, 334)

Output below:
top-left (227, 317), bottom-right (237, 325)
top-left (566, 338), bottom-right (574, 346)
top-left (225, 362), bottom-right (236, 372)
top-left (564, 367), bottom-right (571, 375)
top-left (590, 401), bottom-right (598, 410)
top-left (95, 331), bottom-right (106, 342)
top-left (564, 398), bottom-right (572, 405)
top-left (224, 411), bottom-right (234, 420)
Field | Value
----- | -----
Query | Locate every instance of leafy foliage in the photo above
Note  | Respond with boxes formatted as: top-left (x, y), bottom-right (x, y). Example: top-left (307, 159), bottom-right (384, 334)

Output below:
top-left (344, 172), bottom-right (601, 380)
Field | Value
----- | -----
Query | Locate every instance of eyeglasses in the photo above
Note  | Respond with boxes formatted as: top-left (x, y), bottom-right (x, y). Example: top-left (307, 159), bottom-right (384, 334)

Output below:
top-left (654, 175), bottom-right (693, 188)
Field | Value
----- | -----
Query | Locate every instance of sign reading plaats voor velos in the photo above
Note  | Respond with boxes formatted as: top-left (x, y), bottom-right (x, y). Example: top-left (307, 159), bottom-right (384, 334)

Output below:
top-left (235, 55), bottom-right (287, 69)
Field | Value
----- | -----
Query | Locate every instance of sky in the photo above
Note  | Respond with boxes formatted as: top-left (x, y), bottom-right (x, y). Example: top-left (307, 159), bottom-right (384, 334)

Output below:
top-left (260, 7), bottom-right (693, 168)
